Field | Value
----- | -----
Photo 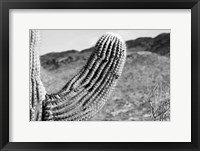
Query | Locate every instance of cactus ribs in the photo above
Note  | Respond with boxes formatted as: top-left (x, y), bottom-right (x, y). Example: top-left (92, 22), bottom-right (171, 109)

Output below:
top-left (30, 30), bottom-right (126, 121)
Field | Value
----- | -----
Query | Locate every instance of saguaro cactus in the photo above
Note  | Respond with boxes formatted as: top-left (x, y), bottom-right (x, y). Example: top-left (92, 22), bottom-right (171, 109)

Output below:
top-left (30, 30), bottom-right (46, 121)
top-left (30, 30), bottom-right (126, 121)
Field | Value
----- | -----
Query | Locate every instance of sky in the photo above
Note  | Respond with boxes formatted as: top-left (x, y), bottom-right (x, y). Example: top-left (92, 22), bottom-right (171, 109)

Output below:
top-left (38, 29), bottom-right (170, 55)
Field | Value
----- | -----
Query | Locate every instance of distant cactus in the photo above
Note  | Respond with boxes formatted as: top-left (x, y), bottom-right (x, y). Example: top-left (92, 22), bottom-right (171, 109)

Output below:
top-left (30, 30), bottom-right (126, 121)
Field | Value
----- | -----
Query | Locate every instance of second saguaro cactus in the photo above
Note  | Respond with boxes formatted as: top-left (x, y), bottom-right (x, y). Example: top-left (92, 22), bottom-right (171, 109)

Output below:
top-left (30, 30), bottom-right (127, 121)
top-left (30, 30), bottom-right (46, 121)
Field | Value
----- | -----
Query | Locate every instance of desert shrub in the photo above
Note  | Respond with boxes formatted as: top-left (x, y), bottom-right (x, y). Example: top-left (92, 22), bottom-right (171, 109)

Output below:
top-left (145, 82), bottom-right (170, 121)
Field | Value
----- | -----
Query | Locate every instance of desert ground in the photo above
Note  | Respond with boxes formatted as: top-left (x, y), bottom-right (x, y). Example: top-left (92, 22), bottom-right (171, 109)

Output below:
top-left (40, 33), bottom-right (170, 121)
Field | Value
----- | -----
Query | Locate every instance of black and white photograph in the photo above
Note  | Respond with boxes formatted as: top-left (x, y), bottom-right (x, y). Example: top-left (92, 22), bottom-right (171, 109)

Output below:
top-left (30, 29), bottom-right (170, 121)
top-left (2, 0), bottom-right (199, 150)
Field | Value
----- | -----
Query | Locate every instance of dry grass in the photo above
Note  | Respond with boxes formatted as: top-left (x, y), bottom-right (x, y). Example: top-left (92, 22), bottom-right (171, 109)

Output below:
top-left (145, 82), bottom-right (170, 121)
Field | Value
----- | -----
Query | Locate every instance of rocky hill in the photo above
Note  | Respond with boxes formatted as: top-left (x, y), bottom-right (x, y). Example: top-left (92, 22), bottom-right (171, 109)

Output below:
top-left (40, 33), bottom-right (170, 70)
top-left (40, 33), bottom-right (170, 121)
top-left (126, 33), bottom-right (169, 54)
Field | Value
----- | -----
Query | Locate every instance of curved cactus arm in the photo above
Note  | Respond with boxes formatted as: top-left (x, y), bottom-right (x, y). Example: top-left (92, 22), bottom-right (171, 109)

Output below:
top-left (30, 30), bottom-right (46, 121)
top-left (43, 33), bottom-right (126, 121)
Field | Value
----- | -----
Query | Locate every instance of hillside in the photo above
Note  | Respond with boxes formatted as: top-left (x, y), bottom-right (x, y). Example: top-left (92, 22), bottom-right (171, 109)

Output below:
top-left (40, 33), bottom-right (170, 70)
top-left (40, 33), bottom-right (170, 121)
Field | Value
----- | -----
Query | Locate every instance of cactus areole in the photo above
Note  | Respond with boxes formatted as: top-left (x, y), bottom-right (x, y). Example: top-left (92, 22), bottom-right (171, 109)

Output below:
top-left (30, 30), bottom-right (127, 121)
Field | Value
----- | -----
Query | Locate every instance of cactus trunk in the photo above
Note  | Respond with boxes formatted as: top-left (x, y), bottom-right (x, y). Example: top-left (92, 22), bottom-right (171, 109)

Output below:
top-left (30, 30), bottom-right (46, 121)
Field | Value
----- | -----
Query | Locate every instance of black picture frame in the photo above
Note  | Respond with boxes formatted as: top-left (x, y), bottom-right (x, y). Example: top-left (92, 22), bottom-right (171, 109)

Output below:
top-left (0, 0), bottom-right (199, 151)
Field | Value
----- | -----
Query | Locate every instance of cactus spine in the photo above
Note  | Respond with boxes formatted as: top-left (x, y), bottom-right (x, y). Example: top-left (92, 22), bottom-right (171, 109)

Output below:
top-left (30, 30), bottom-right (126, 121)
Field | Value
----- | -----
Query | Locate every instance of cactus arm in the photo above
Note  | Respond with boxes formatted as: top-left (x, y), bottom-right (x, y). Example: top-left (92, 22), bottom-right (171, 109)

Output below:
top-left (52, 34), bottom-right (108, 97)
top-left (43, 33), bottom-right (126, 121)
top-left (30, 30), bottom-right (46, 121)
top-left (48, 35), bottom-right (117, 109)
